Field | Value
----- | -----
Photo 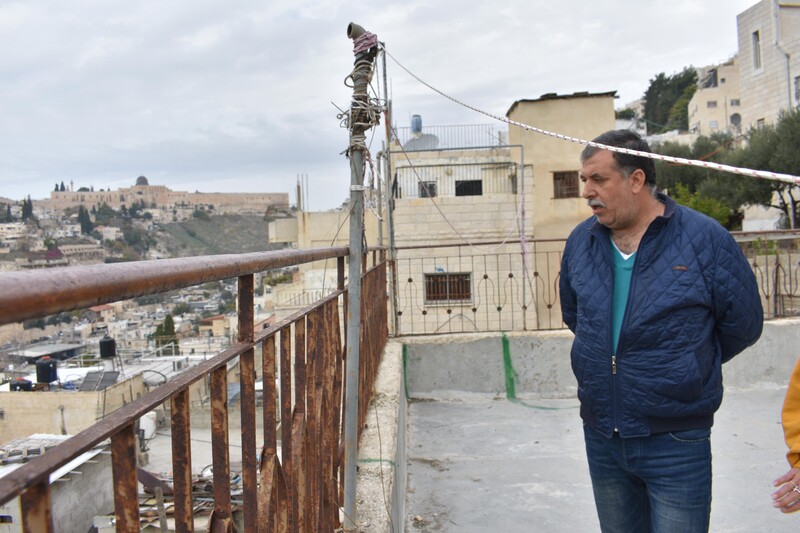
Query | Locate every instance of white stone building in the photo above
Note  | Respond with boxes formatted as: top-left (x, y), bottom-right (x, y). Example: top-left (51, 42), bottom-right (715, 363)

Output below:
top-left (688, 56), bottom-right (743, 136)
top-left (737, 0), bottom-right (800, 130)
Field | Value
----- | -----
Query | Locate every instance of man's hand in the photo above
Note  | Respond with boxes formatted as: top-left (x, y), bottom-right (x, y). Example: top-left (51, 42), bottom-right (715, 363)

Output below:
top-left (772, 467), bottom-right (800, 513)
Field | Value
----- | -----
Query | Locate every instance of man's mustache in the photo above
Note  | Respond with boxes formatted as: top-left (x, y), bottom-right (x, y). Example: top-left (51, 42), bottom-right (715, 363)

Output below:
top-left (587, 199), bottom-right (605, 208)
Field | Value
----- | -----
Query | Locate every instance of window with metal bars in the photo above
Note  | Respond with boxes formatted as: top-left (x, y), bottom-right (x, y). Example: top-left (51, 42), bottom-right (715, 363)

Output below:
top-left (419, 181), bottom-right (437, 198)
top-left (553, 171), bottom-right (580, 199)
top-left (424, 272), bottom-right (472, 304)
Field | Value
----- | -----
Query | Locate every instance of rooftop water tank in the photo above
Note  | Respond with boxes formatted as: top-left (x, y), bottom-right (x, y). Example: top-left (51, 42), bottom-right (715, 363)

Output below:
top-left (36, 356), bottom-right (58, 384)
top-left (100, 336), bottom-right (117, 359)
top-left (411, 114), bottom-right (423, 134)
top-left (10, 378), bottom-right (33, 391)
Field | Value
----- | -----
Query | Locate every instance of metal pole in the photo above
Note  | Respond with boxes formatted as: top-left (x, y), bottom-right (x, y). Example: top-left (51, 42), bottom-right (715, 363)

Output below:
top-left (381, 46), bottom-right (400, 336)
top-left (344, 22), bottom-right (378, 532)
top-left (384, 140), bottom-right (399, 336)
top-left (377, 151), bottom-right (384, 248)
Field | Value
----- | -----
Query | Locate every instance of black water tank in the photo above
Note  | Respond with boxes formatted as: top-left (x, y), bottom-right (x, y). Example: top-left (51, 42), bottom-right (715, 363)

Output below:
top-left (99, 336), bottom-right (116, 359)
top-left (10, 378), bottom-right (33, 391)
top-left (36, 356), bottom-right (58, 384)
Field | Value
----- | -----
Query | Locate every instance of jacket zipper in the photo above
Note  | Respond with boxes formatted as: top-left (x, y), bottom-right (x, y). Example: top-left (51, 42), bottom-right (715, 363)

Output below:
top-left (606, 239), bottom-right (622, 434)
top-left (611, 233), bottom-right (648, 434)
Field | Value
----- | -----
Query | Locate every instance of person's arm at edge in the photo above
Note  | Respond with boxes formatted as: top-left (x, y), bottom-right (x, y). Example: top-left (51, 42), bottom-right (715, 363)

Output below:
top-left (559, 242), bottom-right (577, 333)
top-left (772, 357), bottom-right (800, 512)
top-left (713, 231), bottom-right (763, 363)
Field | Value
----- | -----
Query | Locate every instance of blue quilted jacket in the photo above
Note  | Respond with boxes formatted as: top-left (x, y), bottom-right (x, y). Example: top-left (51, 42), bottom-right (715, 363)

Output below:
top-left (559, 194), bottom-right (763, 438)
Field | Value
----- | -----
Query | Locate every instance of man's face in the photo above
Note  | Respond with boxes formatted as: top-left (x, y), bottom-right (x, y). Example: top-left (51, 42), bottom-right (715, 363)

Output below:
top-left (580, 150), bottom-right (639, 231)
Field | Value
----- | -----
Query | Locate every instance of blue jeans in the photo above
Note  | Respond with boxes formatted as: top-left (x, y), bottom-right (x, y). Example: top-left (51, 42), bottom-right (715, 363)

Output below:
top-left (583, 424), bottom-right (712, 533)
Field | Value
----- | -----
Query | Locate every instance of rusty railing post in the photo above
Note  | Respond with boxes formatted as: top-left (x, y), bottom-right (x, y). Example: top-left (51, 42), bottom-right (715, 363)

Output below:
top-left (239, 274), bottom-right (258, 533)
top-left (111, 424), bottom-right (139, 533)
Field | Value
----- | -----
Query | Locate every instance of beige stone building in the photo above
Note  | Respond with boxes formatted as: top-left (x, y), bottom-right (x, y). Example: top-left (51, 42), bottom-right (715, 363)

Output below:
top-left (737, 0), bottom-right (800, 130)
top-left (386, 92), bottom-right (615, 334)
top-left (507, 91), bottom-right (616, 240)
top-left (42, 176), bottom-right (289, 216)
top-left (688, 57), bottom-right (743, 136)
top-left (263, 94), bottom-right (614, 334)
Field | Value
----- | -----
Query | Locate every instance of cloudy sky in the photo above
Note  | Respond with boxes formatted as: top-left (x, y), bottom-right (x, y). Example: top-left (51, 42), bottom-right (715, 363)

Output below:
top-left (0, 0), bottom-right (757, 210)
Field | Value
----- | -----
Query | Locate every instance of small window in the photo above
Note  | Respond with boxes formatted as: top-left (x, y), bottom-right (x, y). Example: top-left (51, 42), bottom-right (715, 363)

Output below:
top-left (418, 181), bottom-right (437, 198)
top-left (709, 120), bottom-right (719, 130)
top-left (553, 171), bottom-right (580, 199)
top-left (720, 78), bottom-right (726, 84)
top-left (730, 98), bottom-right (740, 107)
top-left (455, 180), bottom-right (482, 197)
top-left (757, 118), bottom-right (766, 128)
top-left (752, 31), bottom-right (762, 70)
top-left (424, 272), bottom-right (472, 304)
top-left (794, 76), bottom-right (800, 103)
top-left (707, 101), bottom-right (718, 109)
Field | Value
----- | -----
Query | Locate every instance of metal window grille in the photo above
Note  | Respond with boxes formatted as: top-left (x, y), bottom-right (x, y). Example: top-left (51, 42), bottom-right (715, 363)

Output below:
top-left (419, 181), bottom-right (437, 198)
top-left (424, 272), bottom-right (472, 304)
top-left (553, 171), bottom-right (579, 199)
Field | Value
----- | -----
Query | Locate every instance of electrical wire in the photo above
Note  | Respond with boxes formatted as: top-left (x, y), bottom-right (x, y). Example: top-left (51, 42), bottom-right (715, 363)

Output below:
top-left (383, 47), bottom-right (800, 186)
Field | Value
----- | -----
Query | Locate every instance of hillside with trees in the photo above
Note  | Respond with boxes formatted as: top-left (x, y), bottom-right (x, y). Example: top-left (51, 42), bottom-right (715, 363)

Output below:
top-left (643, 67), bottom-right (698, 134)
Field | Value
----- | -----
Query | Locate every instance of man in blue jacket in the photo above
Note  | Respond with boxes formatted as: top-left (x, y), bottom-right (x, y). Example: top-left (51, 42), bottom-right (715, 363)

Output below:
top-left (559, 129), bottom-right (763, 532)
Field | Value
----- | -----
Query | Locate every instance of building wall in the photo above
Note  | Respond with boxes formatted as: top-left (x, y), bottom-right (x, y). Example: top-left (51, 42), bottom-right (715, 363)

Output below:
top-left (268, 217), bottom-right (299, 244)
top-left (688, 57), bottom-right (743, 136)
top-left (0, 448), bottom-right (114, 533)
top-left (389, 145), bottom-right (538, 334)
top-left (507, 94), bottom-right (616, 240)
top-left (295, 208), bottom-right (384, 276)
top-left (737, 1), bottom-right (800, 130)
top-left (0, 375), bottom-right (146, 443)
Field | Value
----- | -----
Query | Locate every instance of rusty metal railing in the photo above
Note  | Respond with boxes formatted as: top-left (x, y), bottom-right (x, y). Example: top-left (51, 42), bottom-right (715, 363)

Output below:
top-left (0, 247), bottom-right (388, 532)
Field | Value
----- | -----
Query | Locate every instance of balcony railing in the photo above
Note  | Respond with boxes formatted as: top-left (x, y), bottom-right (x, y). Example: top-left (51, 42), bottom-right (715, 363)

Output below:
top-left (393, 240), bottom-right (565, 335)
top-left (392, 233), bottom-right (800, 336)
top-left (0, 247), bottom-right (388, 532)
top-left (392, 124), bottom-right (507, 150)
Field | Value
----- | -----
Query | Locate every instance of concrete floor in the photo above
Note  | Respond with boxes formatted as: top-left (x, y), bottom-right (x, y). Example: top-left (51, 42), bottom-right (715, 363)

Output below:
top-left (405, 387), bottom-right (799, 533)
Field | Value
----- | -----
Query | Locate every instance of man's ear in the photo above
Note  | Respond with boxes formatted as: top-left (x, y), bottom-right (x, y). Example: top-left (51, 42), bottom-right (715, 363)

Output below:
top-left (629, 168), bottom-right (646, 193)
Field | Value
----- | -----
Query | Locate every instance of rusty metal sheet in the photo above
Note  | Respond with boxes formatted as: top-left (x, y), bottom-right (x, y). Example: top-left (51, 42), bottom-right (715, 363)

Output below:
top-left (170, 389), bottom-right (194, 533)
top-left (294, 318), bottom-right (306, 416)
top-left (111, 424), bottom-right (139, 533)
top-left (291, 410), bottom-right (310, 533)
top-left (238, 273), bottom-right (257, 532)
top-left (258, 452), bottom-right (290, 533)
top-left (20, 481), bottom-right (53, 533)
top-left (279, 326), bottom-right (294, 531)
top-left (262, 335), bottom-right (277, 456)
top-left (240, 347), bottom-right (258, 533)
top-left (209, 366), bottom-right (232, 523)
